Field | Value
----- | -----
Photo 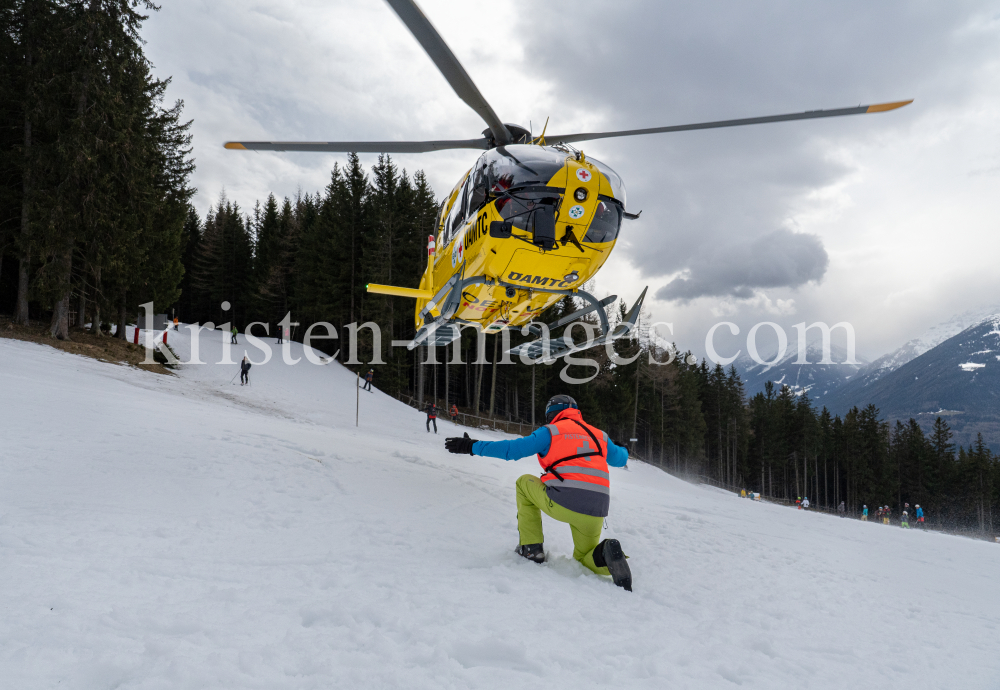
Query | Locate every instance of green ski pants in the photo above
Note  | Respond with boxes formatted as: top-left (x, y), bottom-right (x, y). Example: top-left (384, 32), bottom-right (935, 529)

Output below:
top-left (515, 474), bottom-right (609, 576)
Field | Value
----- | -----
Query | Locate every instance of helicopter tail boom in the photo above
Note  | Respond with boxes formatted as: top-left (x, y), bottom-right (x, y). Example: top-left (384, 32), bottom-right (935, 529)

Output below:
top-left (366, 283), bottom-right (434, 300)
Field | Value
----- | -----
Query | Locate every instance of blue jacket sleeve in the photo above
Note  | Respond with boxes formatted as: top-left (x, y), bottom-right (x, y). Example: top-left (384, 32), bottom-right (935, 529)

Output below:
top-left (605, 439), bottom-right (628, 468)
top-left (473, 427), bottom-right (552, 461)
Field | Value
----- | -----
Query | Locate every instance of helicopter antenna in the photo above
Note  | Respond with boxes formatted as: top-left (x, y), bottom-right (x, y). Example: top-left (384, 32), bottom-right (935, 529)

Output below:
top-left (531, 117), bottom-right (550, 146)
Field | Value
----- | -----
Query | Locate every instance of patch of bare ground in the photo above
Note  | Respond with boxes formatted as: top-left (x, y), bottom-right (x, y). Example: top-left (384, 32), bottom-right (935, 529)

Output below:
top-left (0, 317), bottom-right (174, 376)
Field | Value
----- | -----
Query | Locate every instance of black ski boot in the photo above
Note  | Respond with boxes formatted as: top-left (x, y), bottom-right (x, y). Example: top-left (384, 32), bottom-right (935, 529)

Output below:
top-left (514, 543), bottom-right (545, 563)
top-left (593, 539), bottom-right (632, 591)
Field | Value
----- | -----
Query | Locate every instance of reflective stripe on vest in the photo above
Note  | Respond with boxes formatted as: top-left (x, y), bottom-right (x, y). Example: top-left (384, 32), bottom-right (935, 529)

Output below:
top-left (538, 410), bottom-right (610, 494)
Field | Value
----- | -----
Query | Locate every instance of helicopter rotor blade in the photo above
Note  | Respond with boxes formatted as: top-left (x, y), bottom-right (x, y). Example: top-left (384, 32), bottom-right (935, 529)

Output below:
top-left (384, 0), bottom-right (511, 146)
top-left (545, 100), bottom-right (913, 145)
top-left (224, 138), bottom-right (490, 153)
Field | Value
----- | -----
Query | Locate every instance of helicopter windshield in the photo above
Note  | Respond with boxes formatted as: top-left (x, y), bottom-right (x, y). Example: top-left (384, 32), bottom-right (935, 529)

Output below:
top-left (583, 197), bottom-right (623, 244)
top-left (477, 146), bottom-right (568, 197)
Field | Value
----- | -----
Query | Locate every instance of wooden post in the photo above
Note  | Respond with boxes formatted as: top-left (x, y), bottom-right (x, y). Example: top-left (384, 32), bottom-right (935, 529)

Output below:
top-left (531, 365), bottom-right (535, 427)
top-left (488, 335), bottom-right (498, 417)
top-left (417, 344), bottom-right (425, 405)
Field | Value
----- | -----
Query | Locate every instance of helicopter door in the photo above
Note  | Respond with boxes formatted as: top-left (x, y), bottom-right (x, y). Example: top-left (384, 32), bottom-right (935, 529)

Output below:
top-left (500, 249), bottom-right (591, 290)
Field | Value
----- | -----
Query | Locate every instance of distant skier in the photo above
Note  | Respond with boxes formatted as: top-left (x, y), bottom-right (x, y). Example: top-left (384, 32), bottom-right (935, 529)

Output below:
top-left (231, 325), bottom-right (238, 344)
top-left (425, 402), bottom-right (438, 433)
top-left (802, 497), bottom-right (810, 509)
top-left (173, 317), bottom-right (179, 331)
top-left (838, 500), bottom-right (845, 517)
top-left (796, 496), bottom-right (802, 509)
top-left (916, 504), bottom-right (924, 526)
top-left (901, 510), bottom-right (910, 528)
top-left (362, 369), bottom-right (373, 392)
top-left (862, 505), bottom-right (868, 521)
top-left (240, 356), bottom-right (251, 385)
top-left (276, 326), bottom-right (283, 344)
top-left (450, 404), bottom-right (459, 423)
top-left (740, 488), bottom-right (747, 499)
top-left (883, 506), bottom-right (891, 525)
top-left (444, 394), bottom-right (632, 591)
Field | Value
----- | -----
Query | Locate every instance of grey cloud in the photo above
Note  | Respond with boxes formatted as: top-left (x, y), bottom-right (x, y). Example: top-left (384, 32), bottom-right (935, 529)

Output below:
top-left (655, 229), bottom-right (828, 301)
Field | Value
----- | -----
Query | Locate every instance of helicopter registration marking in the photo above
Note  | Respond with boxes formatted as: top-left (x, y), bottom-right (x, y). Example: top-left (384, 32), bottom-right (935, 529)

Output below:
top-left (464, 212), bottom-right (490, 251)
top-left (576, 168), bottom-right (592, 182)
top-left (568, 205), bottom-right (585, 219)
top-left (507, 271), bottom-right (573, 288)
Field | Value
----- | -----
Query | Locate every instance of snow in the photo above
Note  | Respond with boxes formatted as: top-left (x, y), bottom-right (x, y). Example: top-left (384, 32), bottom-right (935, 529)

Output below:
top-left (959, 362), bottom-right (987, 371)
top-left (868, 307), bottom-right (1000, 377)
top-left (3, 330), bottom-right (1000, 689)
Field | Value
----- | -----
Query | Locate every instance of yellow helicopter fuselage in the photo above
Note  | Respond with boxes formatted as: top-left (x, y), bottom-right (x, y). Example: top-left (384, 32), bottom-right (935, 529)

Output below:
top-left (389, 143), bottom-right (629, 337)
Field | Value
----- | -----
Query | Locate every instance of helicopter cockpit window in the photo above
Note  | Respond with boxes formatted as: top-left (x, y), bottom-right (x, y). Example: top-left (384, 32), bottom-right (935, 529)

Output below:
top-left (435, 199), bottom-right (448, 241)
top-left (583, 197), bottom-right (623, 244)
top-left (446, 177), bottom-right (471, 237)
top-left (467, 156), bottom-right (489, 216)
top-left (483, 147), bottom-right (567, 199)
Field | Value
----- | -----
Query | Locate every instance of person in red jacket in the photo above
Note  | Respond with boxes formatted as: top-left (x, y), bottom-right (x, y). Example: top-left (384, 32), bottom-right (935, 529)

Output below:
top-left (424, 402), bottom-right (438, 433)
top-left (450, 404), bottom-right (459, 423)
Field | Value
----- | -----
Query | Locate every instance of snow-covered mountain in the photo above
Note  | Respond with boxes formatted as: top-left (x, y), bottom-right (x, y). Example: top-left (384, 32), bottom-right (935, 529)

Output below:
top-left (3, 331), bottom-right (1000, 686)
top-left (846, 304), bottom-right (1000, 392)
top-left (823, 315), bottom-right (1000, 450)
top-left (736, 342), bottom-right (867, 401)
top-left (735, 304), bottom-right (1000, 409)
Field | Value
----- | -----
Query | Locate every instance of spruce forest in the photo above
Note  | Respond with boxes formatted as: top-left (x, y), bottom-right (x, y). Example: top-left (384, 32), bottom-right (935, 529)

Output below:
top-left (1, 2), bottom-right (996, 537)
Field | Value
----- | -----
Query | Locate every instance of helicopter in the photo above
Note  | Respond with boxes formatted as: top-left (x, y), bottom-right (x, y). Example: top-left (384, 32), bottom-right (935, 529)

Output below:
top-left (225, 0), bottom-right (911, 363)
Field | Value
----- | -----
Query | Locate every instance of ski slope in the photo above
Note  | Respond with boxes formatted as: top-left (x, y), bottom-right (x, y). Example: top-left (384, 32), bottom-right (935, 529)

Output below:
top-left (1, 328), bottom-right (999, 689)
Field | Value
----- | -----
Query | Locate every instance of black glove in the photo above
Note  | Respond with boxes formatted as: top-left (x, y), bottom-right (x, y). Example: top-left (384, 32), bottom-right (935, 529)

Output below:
top-left (445, 433), bottom-right (477, 455)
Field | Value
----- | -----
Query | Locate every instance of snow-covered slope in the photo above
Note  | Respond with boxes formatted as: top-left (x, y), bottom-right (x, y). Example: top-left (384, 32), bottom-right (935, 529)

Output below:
top-left (2, 330), bottom-right (999, 689)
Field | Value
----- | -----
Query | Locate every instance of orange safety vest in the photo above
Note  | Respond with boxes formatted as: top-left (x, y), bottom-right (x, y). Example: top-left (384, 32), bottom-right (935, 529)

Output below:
top-left (537, 408), bottom-right (610, 498)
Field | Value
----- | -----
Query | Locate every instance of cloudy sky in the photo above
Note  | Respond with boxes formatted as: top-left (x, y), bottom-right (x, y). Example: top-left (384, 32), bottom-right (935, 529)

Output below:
top-left (142, 0), bottom-right (1000, 361)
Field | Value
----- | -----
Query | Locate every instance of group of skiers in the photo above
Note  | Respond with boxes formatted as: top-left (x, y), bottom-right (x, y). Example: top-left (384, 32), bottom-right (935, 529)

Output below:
top-left (774, 494), bottom-right (929, 528)
top-left (422, 401), bottom-right (460, 433)
top-left (862, 502), bottom-right (925, 527)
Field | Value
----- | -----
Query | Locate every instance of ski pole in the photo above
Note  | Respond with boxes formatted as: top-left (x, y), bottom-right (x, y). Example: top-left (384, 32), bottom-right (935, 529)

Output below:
top-left (230, 371), bottom-right (239, 385)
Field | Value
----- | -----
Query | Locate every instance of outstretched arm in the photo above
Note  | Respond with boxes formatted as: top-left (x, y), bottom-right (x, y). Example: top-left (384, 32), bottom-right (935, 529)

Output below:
top-left (605, 439), bottom-right (628, 468)
top-left (471, 427), bottom-right (552, 461)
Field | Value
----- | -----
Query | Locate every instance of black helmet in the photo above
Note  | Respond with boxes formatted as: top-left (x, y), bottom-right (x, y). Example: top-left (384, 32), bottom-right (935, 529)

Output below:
top-left (545, 394), bottom-right (578, 423)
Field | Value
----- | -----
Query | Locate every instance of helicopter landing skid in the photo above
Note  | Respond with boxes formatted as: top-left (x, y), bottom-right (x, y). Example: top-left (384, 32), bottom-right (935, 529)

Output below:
top-left (405, 273), bottom-right (646, 362)
top-left (507, 286), bottom-right (647, 364)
